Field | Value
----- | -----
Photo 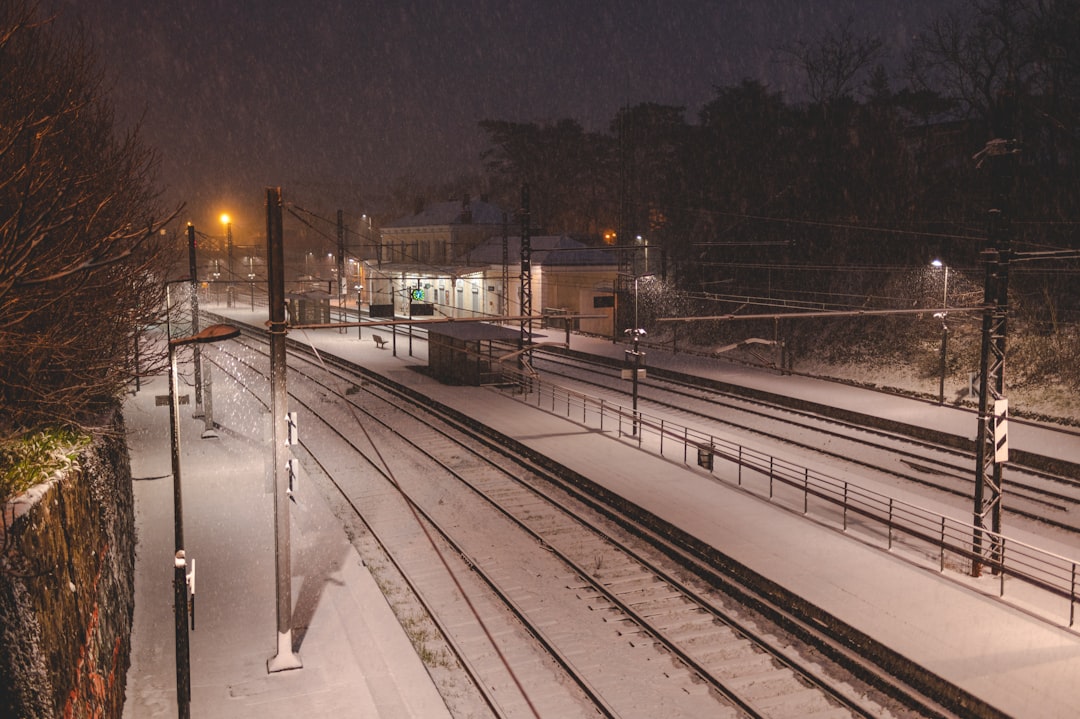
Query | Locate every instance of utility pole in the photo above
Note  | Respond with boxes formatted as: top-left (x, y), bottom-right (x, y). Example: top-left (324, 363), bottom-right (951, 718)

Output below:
top-left (167, 339), bottom-right (191, 719)
top-left (971, 95), bottom-right (1018, 577)
top-left (266, 187), bottom-right (302, 672)
top-left (337, 209), bottom-right (346, 330)
top-left (519, 184), bottom-right (532, 377)
top-left (225, 218), bottom-right (234, 308)
top-left (615, 103), bottom-right (636, 342)
top-left (501, 212), bottom-right (509, 319)
top-left (187, 224), bottom-right (202, 406)
top-left (187, 224), bottom-right (217, 438)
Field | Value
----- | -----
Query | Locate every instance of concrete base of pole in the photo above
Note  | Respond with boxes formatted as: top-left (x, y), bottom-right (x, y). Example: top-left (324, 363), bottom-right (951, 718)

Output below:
top-left (267, 631), bottom-right (302, 673)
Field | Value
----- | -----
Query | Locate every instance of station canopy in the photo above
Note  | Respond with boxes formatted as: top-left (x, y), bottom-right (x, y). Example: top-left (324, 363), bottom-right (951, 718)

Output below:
top-left (427, 323), bottom-right (543, 342)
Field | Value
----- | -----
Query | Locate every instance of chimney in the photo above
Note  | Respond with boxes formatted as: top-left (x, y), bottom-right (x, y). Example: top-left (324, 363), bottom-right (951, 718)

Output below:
top-left (413, 197), bottom-right (425, 215)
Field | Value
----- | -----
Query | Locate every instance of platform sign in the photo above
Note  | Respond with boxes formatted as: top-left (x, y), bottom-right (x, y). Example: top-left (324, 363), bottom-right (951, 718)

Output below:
top-left (286, 458), bottom-right (299, 497)
top-left (993, 398), bottom-right (1009, 463)
top-left (286, 412), bottom-right (298, 446)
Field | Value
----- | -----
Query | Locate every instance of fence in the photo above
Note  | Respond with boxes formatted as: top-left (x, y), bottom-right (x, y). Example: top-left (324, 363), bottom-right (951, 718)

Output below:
top-left (499, 373), bottom-right (1080, 630)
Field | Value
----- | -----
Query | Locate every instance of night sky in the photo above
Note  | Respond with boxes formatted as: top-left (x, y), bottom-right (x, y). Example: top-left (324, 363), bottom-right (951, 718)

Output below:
top-left (62, 0), bottom-right (961, 239)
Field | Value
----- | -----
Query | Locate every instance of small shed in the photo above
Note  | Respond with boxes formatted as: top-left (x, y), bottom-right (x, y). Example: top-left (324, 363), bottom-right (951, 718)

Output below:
top-left (287, 290), bottom-right (332, 326)
top-left (427, 323), bottom-right (539, 386)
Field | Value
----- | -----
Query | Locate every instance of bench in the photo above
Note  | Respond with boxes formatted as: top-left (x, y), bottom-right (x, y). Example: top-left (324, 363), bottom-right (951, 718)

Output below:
top-left (372, 333), bottom-right (387, 349)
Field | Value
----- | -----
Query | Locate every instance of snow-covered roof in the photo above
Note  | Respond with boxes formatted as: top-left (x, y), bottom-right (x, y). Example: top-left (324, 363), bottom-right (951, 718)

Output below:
top-left (458, 234), bottom-right (617, 267)
top-left (384, 198), bottom-right (507, 228)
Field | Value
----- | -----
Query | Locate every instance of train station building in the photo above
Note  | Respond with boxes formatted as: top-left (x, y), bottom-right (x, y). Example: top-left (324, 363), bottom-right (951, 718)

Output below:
top-left (363, 194), bottom-right (618, 336)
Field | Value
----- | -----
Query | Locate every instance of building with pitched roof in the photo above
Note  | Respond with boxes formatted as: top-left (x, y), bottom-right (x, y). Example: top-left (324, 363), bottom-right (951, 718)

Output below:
top-left (364, 195), bottom-right (617, 335)
top-left (378, 194), bottom-right (507, 268)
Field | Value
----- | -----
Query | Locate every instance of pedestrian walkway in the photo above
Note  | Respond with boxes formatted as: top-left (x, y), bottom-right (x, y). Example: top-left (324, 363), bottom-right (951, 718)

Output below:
top-left (121, 364), bottom-right (452, 718)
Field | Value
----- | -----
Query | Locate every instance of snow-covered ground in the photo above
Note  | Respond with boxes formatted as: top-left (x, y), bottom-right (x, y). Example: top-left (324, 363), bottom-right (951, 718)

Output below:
top-left (120, 355), bottom-right (452, 719)
top-left (141, 305), bottom-right (1080, 719)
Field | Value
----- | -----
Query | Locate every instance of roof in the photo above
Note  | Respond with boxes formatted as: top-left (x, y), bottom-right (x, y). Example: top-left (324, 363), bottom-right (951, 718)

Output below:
top-left (384, 198), bottom-right (507, 228)
top-left (428, 322), bottom-right (542, 342)
top-left (286, 289), bottom-right (333, 300)
top-left (457, 234), bottom-right (617, 267)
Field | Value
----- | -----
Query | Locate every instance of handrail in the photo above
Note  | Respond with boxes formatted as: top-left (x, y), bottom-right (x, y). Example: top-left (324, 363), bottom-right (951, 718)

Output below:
top-left (499, 372), bottom-right (1080, 630)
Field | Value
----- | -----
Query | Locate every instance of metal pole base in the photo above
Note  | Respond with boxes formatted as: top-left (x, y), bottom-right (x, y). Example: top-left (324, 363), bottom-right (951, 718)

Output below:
top-left (267, 631), bottom-right (302, 673)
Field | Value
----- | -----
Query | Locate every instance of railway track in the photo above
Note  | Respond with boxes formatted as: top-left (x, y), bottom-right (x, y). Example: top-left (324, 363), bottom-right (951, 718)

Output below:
top-left (528, 350), bottom-right (1080, 534)
top-left (203, 324), bottom-right (955, 719)
top-left (251, 319), bottom-right (1080, 532)
top-left (220, 314), bottom-right (1080, 532)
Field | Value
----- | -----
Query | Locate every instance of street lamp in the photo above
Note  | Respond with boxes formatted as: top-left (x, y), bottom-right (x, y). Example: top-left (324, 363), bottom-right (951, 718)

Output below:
top-left (168, 323), bottom-right (241, 719)
top-left (247, 256), bottom-right (256, 311)
top-left (221, 214), bottom-right (234, 308)
top-left (211, 261), bottom-right (221, 305)
top-left (932, 259), bottom-right (949, 405)
top-left (621, 272), bottom-right (654, 436)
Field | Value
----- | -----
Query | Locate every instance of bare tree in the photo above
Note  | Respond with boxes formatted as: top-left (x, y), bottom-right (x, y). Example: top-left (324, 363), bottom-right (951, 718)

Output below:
top-left (782, 16), bottom-right (885, 105)
top-left (904, 0), bottom-right (1042, 122)
top-left (0, 1), bottom-right (179, 434)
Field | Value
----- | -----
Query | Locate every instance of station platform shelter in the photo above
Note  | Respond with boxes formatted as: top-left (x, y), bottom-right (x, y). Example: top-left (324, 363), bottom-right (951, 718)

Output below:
top-left (286, 290), bottom-right (332, 325)
top-left (427, 323), bottom-right (540, 386)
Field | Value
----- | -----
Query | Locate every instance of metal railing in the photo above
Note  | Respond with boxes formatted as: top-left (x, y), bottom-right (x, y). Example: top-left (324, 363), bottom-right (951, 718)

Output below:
top-left (499, 372), bottom-right (1080, 630)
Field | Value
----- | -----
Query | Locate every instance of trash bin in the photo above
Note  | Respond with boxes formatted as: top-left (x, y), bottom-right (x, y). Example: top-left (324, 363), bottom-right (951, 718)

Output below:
top-left (697, 443), bottom-right (714, 470)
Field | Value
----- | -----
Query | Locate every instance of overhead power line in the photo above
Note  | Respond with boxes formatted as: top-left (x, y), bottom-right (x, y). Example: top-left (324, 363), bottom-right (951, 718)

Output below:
top-left (658, 305), bottom-right (986, 324)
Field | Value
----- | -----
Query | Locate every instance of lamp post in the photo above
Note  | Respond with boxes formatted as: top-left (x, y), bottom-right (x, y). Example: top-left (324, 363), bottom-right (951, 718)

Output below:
top-left (625, 327), bottom-right (647, 435)
top-left (932, 259), bottom-right (949, 405)
top-left (211, 261), bottom-right (221, 305)
top-left (168, 323), bottom-right (241, 719)
top-left (221, 215), bottom-right (234, 308)
top-left (621, 272), bottom-right (654, 436)
top-left (355, 284), bottom-right (364, 340)
top-left (248, 256), bottom-right (256, 311)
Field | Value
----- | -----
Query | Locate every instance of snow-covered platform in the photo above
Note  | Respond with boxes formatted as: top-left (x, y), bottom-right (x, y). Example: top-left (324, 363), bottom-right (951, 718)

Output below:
top-left (121, 368), bottom-right (453, 718)
top-left (135, 305), bottom-right (1080, 718)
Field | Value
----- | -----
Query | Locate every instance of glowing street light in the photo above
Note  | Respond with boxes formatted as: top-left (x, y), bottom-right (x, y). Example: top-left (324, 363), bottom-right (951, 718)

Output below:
top-left (167, 323), bottom-right (240, 719)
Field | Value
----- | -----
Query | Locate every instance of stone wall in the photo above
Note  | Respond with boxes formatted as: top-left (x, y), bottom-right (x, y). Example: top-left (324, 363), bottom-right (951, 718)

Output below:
top-left (0, 412), bottom-right (135, 719)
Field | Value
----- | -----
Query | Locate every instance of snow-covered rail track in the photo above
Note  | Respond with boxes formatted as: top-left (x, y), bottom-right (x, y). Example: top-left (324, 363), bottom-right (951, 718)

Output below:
top-left (531, 351), bottom-right (1080, 533)
top-left (209, 326), bottom-right (949, 719)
